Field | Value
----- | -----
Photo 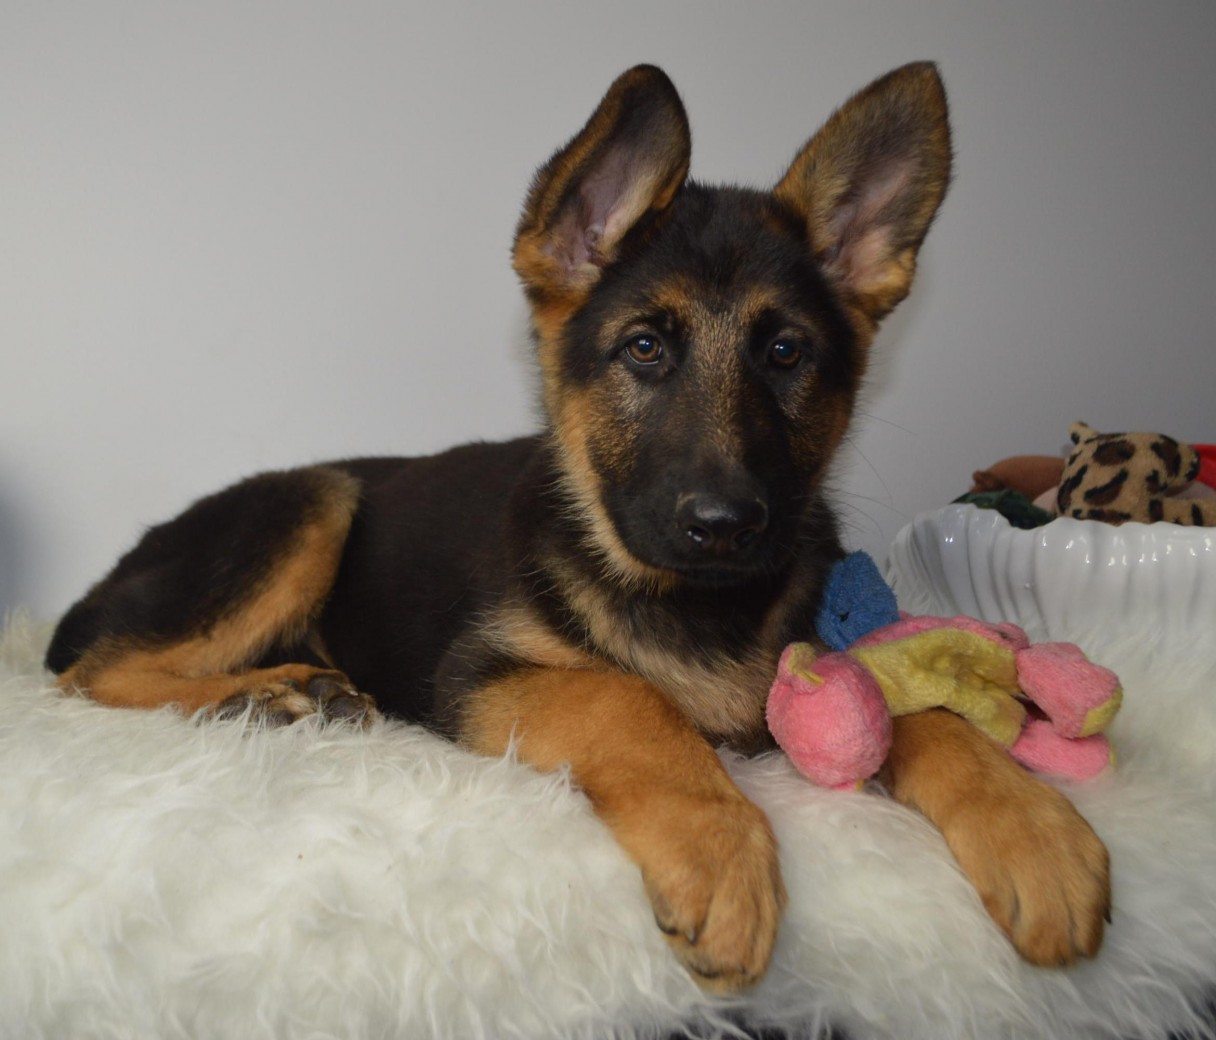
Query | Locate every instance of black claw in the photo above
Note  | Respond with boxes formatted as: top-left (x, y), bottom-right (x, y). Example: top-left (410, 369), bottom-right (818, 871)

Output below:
top-left (306, 675), bottom-right (348, 700)
top-left (301, 673), bottom-right (376, 724)
top-left (324, 694), bottom-right (369, 720)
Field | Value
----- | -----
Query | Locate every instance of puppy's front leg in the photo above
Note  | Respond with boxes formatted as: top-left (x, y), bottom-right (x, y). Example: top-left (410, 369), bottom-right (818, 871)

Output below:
top-left (883, 709), bottom-right (1111, 965)
top-left (461, 666), bottom-right (785, 992)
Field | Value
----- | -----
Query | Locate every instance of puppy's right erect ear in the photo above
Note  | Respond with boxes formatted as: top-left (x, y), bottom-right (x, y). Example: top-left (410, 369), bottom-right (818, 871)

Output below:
top-left (513, 65), bottom-right (691, 304)
top-left (775, 62), bottom-right (952, 330)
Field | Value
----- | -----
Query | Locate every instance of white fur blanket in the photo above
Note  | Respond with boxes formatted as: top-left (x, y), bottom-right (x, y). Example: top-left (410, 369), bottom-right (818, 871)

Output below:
top-left (2, 610), bottom-right (1214, 1040)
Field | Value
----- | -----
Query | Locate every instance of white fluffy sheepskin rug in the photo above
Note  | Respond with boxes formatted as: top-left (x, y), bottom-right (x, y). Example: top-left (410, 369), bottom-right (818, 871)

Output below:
top-left (2, 610), bottom-right (1215, 1040)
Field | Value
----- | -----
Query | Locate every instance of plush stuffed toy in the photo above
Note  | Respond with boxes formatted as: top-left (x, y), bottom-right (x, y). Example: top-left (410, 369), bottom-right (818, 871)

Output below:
top-left (1057, 421), bottom-right (1216, 526)
top-left (969, 455), bottom-right (1065, 500)
top-left (814, 550), bottom-right (900, 651)
top-left (966, 426), bottom-right (1216, 526)
top-left (767, 554), bottom-right (1123, 790)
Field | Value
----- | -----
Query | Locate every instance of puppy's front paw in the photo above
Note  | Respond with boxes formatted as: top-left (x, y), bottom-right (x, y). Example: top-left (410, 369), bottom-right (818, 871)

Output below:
top-left (631, 794), bottom-right (785, 992)
top-left (947, 779), bottom-right (1110, 965)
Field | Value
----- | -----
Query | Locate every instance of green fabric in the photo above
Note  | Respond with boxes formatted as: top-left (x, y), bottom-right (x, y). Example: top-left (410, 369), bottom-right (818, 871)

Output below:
top-left (952, 490), bottom-right (1055, 529)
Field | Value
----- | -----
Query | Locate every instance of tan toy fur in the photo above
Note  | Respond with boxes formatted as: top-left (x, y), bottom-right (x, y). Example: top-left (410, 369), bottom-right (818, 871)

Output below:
top-left (1057, 421), bottom-right (1215, 525)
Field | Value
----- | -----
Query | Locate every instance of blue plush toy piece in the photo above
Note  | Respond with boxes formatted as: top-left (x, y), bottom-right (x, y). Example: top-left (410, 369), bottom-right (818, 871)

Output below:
top-left (814, 550), bottom-right (901, 651)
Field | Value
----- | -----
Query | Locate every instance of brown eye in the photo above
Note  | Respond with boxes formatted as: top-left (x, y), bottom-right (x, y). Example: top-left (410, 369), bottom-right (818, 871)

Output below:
top-left (768, 340), bottom-right (802, 369)
top-left (624, 334), bottom-right (664, 366)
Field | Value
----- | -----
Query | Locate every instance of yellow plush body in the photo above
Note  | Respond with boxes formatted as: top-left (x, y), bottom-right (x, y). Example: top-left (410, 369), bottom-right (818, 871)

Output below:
top-left (851, 627), bottom-right (1028, 746)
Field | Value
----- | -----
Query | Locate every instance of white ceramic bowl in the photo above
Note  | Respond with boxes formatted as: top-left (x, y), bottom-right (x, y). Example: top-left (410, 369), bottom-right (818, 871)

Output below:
top-left (887, 504), bottom-right (1216, 672)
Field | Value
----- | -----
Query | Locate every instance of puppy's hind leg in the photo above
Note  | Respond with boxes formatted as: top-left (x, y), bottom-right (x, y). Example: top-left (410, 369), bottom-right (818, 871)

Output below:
top-left (48, 466), bottom-right (376, 726)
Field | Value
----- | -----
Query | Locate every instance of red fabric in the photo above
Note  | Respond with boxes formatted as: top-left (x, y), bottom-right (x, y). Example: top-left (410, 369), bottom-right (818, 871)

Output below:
top-left (1193, 444), bottom-right (1216, 489)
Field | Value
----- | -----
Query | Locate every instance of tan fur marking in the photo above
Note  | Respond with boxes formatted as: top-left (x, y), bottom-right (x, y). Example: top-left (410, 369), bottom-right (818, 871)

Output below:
top-left (482, 602), bottom-right (600, 672)
top-left (63, 660), bottom-right (342, 714)
top-left (560, 577), bottom-right (772, 743)
top-left (485, 555), bottom-right (806, 748)
top-left (551, 391), bottom-right (681, 593)
top-left (60, 473), bottom-right (358, 712)
top-left (883, 710), bottom-right (1111, 966)
top-left (461, 665), bottom-right (784, 993)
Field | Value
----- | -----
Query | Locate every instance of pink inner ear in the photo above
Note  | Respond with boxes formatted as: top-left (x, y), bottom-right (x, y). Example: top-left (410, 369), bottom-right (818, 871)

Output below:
top-left (823, 160), bottom-right (913, 290)
top-left (546, 144), bottom-right (657, 277)
top-left (545, 208), bottom-right (590, 272)
top-left (581, 151), bottom-right (633, 231)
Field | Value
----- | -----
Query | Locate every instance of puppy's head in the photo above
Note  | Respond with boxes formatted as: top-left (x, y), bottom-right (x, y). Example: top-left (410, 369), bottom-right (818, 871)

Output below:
top-left (514, 64), bottom-right (951, 589)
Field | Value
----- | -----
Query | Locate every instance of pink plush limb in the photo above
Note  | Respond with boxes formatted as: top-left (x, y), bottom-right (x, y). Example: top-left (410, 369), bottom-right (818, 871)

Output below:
top-left (767, 644), bottom-right (892, 789)
top-left (1010, 718), bottom-right (1114, 781)
top-left (1015, 643), bottom-right (1123, 738)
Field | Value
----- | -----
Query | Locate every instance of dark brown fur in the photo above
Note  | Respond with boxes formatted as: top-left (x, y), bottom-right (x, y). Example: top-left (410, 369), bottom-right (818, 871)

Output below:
top-left (46, 64), bottom-right (1109, 991)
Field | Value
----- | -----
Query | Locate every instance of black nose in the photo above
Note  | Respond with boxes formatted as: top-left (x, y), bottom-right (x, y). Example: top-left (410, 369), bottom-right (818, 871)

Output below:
top-left (675, 493), bottom-right (769, 555)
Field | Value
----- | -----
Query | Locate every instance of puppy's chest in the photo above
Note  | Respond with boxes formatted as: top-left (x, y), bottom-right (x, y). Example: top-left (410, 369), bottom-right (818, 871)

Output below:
top-left (624, 638), bottom-right (777, 747)
top-left (564, 586), bottom-right (795, 745)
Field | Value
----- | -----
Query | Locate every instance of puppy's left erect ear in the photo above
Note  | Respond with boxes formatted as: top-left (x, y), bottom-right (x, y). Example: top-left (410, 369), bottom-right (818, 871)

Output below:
top-left (513, 65), bottom-right (691, 304)
top-left (776, 62), bottom-right (952, 327)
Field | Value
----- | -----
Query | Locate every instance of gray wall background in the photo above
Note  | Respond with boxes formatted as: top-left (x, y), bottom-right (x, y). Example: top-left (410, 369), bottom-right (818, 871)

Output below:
top-left (4, 1), bottom-right (1215, 621)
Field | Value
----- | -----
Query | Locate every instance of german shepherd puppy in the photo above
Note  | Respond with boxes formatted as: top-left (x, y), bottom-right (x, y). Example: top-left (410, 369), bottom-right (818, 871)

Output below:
top-left (45, 63), bottom-right (1110, 992)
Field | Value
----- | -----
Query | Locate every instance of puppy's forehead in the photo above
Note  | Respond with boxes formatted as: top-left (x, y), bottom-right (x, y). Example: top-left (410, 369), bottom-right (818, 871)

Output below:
top-left (650, 279), bottom-right (791, 334)
top-left (655, 186), bottom-right (808, 279)
top-left (611, 187), bottom-right (823, 321)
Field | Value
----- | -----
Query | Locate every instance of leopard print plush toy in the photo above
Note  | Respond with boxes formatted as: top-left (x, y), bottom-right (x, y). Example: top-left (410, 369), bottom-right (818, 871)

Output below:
top-left (1057, 421), bottom-right (1216, 526)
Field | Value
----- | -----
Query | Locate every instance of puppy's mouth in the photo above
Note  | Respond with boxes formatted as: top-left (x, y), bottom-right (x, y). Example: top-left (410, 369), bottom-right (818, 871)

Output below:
top-left (664, 540), bottom-right (787, 588)
top-left (615, 499), bottom-right (793, 589)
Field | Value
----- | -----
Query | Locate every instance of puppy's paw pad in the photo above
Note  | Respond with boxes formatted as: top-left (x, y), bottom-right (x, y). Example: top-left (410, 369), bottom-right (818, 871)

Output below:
top-left (305, 673), bottom-right (379, 725)
top-left (211, 669), bottom-right (378, 728)
top-left (213, 684), bottom-right (316, 726)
